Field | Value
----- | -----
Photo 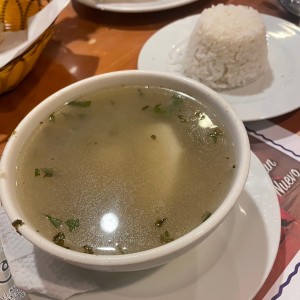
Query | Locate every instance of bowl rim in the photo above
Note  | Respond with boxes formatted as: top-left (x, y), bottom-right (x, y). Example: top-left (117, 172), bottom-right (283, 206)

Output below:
top-left (0, 70), bottom-right (250, 270)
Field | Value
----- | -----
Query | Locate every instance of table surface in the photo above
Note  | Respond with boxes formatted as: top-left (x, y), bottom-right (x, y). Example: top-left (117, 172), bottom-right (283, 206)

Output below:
top-left (0, 1), bottom-right (299, 299)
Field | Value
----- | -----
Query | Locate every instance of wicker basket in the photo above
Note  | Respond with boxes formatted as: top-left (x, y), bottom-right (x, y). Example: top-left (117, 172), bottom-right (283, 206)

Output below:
top-left (0, 0), bottom-right (53, 94)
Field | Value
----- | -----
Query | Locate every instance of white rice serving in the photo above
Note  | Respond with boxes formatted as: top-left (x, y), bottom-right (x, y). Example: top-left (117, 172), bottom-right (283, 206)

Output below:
top-left (183, 4), bottom-right (269, 90)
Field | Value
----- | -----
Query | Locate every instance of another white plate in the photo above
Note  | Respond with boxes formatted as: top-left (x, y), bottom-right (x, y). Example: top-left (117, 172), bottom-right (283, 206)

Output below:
top-left (75, 0), bottom-right (199, 13)
top-left (30, 152), bottom-right (280, 300)
top-left (138, 14), bottom-right (300, 121)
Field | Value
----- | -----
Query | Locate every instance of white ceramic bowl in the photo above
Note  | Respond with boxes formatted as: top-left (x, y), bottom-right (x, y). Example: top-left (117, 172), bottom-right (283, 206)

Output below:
top-left (0, 70), bottom-right (250, 271)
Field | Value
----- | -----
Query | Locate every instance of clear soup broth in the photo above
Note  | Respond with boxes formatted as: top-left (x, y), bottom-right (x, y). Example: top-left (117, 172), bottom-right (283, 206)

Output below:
top-left (16, 85), bottom-right (236, 255)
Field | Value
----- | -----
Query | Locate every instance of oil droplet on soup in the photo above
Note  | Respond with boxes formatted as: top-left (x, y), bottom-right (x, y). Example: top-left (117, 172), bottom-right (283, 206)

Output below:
top-left (15, 86), bottom-right (236, 255)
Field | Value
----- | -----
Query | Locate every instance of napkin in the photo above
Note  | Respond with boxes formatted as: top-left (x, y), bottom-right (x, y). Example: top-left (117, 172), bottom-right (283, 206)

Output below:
top-left (0, 207), bottom-right (100, 300)
top-left (0, 0), bottom-right (70, 68)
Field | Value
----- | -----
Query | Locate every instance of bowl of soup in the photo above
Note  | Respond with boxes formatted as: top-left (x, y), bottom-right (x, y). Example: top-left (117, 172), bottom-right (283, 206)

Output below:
top-left (0, 70), bottom-right (250, 271)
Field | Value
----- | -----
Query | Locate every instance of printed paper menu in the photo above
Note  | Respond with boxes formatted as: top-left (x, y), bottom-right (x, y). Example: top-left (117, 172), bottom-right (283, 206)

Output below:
top-left (248, 124), bottom-right (300, 300)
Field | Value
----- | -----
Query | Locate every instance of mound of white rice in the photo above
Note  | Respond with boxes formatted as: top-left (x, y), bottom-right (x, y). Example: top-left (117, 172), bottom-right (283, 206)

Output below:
top-left (183, 4), bottom-right (269, 90)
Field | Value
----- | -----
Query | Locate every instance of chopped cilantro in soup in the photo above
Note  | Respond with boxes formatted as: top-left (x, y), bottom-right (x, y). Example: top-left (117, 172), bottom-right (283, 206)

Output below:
top-left (15, 85), bottom-right (235, 255)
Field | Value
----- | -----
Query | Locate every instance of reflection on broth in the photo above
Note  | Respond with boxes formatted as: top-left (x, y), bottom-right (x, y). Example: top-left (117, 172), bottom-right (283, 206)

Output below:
top-left (16, 86), bottom-right (236, 255)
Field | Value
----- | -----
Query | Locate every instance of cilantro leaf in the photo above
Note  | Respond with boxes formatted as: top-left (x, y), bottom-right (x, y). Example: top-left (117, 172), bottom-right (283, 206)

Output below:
top-left (46, 215), bottom-right (63, 228)
top-left (49, 113), bottom-right (55, 122)
top-left (208, 127), bottom-right (223, 143)
top-left (202, 211), bottom-right (212, 222)
top-left (154, 218), bottom-right (167, 227)
top-left (12, 219), bottom-right (25, 235)
top-left (68, 100), bottom-right (91, 107)
top-left (66, 218), bottom-right (80, 232)
top-left (170, 94), bottom-right (183, 108)
top-left (83, 245), bottom-right (94, 254)
top-left (53, 232), bottom-right (67, 247)
top-left (41, 168), bottom-right (54, 177)
top-left (154, 104), bottom-right (166, 114)
top-left (35, 168), bottom-right (41, 176)
top-left (160, 230), bottom-right (174, 243)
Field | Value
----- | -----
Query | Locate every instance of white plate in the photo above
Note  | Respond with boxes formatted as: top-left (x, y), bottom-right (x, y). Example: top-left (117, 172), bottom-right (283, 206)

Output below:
top-left (75, 0), bottom-right (199, 13)
top-left (30, 152), bottom-right (280, 300)
top-left (138, 14), bottom-right (300, 121)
